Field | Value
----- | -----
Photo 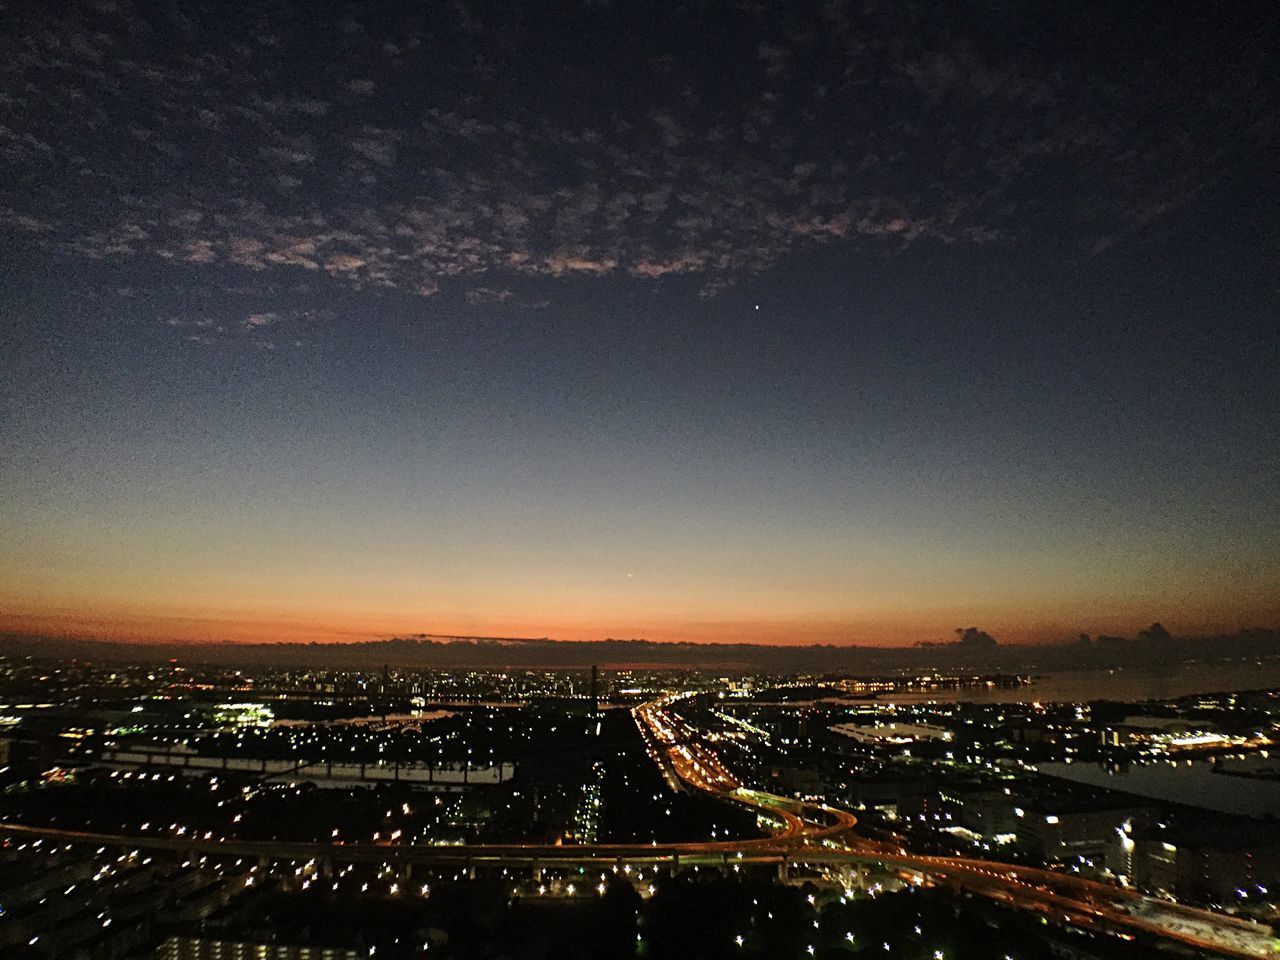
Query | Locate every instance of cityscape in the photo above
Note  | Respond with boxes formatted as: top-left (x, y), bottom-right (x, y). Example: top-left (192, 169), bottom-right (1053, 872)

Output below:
top-left (3, 1), bottom-right (1278, 959)
top-left (1, 641), bottom-right (1279, 958)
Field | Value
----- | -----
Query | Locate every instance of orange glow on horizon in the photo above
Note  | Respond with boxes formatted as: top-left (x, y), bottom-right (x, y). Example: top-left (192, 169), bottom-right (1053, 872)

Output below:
top-left (1, 595), bottom-right (1274, 649)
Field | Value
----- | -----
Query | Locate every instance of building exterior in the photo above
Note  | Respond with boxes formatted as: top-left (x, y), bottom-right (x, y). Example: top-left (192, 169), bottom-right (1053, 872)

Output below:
top-left (766, 764), bottom-right (824, 797)
top-left (1133, 821), bottom-right (1280, 905)
top-left (947, 787), bottom-right (1019, 838)
top-left (829, 722), bottom-right (953, 746)
top-left (841, 774), bottom-right (939, 820)
top-left (1015, 798), bottom-right (1154, 871)
top-left (158, 936), bottom-right (363, 960)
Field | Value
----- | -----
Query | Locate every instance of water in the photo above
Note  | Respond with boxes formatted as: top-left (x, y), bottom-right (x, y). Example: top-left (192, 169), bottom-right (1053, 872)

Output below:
top-left (1035, 759), bottom-right (1280, 819)
top-left (883, 659), bottom-right (1280, 706)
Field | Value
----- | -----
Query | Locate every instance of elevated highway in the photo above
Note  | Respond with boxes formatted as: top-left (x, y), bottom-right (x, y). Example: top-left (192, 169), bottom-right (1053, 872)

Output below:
top-left (633, 690), bottom-right (1277, 958)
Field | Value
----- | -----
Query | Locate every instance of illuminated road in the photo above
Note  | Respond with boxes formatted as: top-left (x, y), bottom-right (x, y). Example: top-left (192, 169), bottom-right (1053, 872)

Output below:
top-left (630, 692), bottom-right (859, 847)
top-left (632, 692), bottom-right (1276, 959)
top-left (811, 847), bottom-right (1277, 958)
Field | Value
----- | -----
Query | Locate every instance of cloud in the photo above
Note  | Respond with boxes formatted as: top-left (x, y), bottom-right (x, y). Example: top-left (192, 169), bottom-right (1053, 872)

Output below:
top-left (542, 253), bottom-right (618, 276)
top-left (155, 303), bottom-right (332, 349)
top-left (0, 208), bottom-right (55, 233)
top-left (0, 0), bottom-right (1270, 309)
top-left (179, 240), bottom-right (217, 264)
top-left (322, 253), bottom-right (366, 274)
top-left (465, 286), bottom-right (515, 304)
top-left (261, 145), bottom-right (315, 165)
top-left (629, 253), bottom-right (705, 278)
top-left (265, 238), bottom-right (320, 270)
top-left (757, 41), bottom-right (789, 78)
top-left (349, 127), bottom-right (398, 168)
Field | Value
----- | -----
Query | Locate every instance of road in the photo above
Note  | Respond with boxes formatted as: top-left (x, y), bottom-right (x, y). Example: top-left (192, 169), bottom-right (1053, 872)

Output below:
top-left (634, 692), bottom-right (1276, 959)
top-left (630, 692), bottom-right (859, 846)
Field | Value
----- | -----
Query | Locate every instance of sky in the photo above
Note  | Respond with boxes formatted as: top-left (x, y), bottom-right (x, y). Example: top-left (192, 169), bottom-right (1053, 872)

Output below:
top-left (1, 1), bottom-right (1277, 646)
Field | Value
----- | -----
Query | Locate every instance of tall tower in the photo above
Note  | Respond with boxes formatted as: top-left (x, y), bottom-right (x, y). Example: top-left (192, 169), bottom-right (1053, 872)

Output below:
top-left (381, 663), bottom-right (389, 722)
top-left (589, 664), bottom-right (599, 714)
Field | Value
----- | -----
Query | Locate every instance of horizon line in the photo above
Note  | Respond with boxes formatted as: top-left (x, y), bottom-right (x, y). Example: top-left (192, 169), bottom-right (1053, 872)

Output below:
top-left (4, 625), bottom-right (1277, 652)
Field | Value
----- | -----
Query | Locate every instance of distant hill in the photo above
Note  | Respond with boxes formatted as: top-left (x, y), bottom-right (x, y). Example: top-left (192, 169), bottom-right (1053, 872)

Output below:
top-left (0, 626), bottom-right (1276, 672)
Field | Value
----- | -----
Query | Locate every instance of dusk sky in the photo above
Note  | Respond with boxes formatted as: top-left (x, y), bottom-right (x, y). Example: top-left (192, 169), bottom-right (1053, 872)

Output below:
top-left (1, 1), bottom-right (1277, 646)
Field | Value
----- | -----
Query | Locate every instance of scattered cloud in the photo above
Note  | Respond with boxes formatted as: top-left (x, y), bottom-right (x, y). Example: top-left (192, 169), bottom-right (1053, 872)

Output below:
top-left (465, 286), bottom-right (515, 304)
top-left (322, 253), bottom-right (366, 274)
top-left (0, 1), bottom-right (1270, 309)
top-left (349, 128), bottom-right (397, 168)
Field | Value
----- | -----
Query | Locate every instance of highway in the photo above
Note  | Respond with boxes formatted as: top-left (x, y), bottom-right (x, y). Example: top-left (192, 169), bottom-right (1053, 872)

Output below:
top-left (630, 692), bottom-right (859, 847)
top-left (631, 692), bottom-right (1276, 957)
